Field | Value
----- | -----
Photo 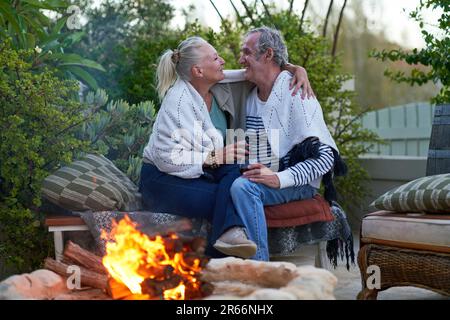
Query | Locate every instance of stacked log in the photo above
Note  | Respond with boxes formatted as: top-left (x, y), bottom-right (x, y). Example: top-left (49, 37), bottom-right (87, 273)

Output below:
top-left (44, 236), bottom-right (210, 300)
top-left (44, 241), bottom-right (108, 291)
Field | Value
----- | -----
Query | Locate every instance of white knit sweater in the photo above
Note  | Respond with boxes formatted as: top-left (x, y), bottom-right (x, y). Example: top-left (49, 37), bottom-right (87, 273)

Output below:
top-left (143, 78), bottom-right (224, 179)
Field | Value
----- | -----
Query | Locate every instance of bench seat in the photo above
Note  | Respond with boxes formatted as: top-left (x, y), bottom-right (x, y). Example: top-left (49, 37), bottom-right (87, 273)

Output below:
top-left (45, 216), bottom-right (89, 261)
top-left (44, 214), bottom-right (332, 269)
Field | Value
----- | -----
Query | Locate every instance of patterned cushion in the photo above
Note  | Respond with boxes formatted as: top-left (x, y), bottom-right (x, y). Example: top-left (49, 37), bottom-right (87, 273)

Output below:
top-left (371, 174), bottom-right (450, 213)
top-left (42, 154), bottom-right (142, 212)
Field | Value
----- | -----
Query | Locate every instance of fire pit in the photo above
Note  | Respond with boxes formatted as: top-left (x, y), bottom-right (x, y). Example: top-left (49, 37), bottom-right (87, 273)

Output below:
top-left (0, 216), bottom-right (337, 300)
top-left (101, 215), bottom-right (213, 300)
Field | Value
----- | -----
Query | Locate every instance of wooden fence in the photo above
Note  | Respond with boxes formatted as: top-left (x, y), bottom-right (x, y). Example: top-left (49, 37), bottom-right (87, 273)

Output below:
top-left (361, 102), bottom-right (434, 156)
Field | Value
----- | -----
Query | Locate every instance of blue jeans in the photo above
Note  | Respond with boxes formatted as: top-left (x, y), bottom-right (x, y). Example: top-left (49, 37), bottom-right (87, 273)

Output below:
top-left (139, 163), bottom-right (244, 257)
top-left (230, 177), bottom-right (317, 261)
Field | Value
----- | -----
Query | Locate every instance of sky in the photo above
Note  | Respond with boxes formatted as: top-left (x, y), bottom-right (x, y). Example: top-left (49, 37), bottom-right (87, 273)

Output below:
top-left (168, 0), bottom-right (443, 49)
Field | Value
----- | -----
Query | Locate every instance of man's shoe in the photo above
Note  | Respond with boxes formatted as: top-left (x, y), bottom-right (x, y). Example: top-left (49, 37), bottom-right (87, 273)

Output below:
top-left (213, 227), bottom-right (257, 259)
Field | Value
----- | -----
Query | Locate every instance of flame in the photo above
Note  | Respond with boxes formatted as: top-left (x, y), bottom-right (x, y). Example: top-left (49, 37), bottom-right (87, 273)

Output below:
top-left (101, 215), bottom-right (203, 300)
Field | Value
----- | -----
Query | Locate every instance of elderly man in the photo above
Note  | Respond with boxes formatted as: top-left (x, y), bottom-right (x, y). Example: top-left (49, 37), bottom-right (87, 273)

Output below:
top-left (212, 27), bottom-right (343, 261)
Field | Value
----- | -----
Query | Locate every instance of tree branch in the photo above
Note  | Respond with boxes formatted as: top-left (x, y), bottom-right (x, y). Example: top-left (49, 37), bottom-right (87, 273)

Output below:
top-left (209, 0), bottom-right (225, 23)
top-left (288, 0), bottom-right (295, 18)
top-left (335, 109), bottom-right (367, 140)
top-left (299, 0), bottom-right (309, 33)
top-left (260, 0), bottom-right (273, 22)
top-left (240, 0), bottom-right (256, 25)
top-left (332, 0), bottom-right (347, 58)
top-left (229, 0), bottom-right (245, 26)
top-left (322, 0), bottom-right (334, 37)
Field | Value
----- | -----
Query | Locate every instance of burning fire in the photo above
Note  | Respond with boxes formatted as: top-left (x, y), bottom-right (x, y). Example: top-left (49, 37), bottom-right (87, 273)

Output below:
top-left (101, 215), bottom-right (211, 300)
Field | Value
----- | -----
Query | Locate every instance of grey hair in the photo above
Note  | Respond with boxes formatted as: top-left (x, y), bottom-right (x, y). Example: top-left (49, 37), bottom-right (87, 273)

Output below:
top-left (246, 26), bottom-right (288, 67)
top-left (156, 36), bottom-right (208, 100)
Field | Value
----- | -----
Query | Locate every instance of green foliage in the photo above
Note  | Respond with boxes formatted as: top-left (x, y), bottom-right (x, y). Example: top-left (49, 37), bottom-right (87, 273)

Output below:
top-left (0, 0), bottom-right (105, 89)
top-left (0, 39), bottom-right (90, 274)
top-left (118, 35), bottom-right (181, 105)
top-left (0, 38), bottom-right (156, 276)
top-left (371, 0), bottom-right (449, 104)
top-left (77, 89), bottom-right (156, 183)
top-left (71, 0), bottom-right (175, 102)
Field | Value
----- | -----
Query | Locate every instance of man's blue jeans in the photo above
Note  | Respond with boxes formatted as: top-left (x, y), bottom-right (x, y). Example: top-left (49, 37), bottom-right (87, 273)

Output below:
top-left (230, 177), bottom-right (317, 261)
top-left (139, 163), bottom-right (244, 257)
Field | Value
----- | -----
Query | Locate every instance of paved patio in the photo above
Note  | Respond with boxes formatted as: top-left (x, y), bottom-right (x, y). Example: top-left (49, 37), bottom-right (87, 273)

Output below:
top-left (270, 233), bottom-right (450, 300)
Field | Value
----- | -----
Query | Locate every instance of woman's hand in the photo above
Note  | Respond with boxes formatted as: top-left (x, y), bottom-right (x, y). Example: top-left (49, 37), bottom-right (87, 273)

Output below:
top-left (242, 163), bottom-right (280, 189)
top-left (284, 63), bottom-right (315, 99)
top-left (215, 140), bottom-right (249, 165)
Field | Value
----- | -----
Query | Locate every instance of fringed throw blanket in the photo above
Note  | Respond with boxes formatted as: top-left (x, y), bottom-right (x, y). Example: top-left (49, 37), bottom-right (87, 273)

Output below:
top-left (268, 202), bottom-right (355, 270)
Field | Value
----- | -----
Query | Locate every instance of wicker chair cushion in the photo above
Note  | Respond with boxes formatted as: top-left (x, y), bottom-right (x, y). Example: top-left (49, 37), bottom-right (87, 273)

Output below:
top-left (361, 211), bottom-right (450, 250)
top-left (371, 173), bottom-right (450, 213)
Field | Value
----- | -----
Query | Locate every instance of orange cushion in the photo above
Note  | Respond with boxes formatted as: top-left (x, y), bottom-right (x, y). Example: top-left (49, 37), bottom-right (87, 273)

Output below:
top-left (264, 194), bottom-right (334, 228)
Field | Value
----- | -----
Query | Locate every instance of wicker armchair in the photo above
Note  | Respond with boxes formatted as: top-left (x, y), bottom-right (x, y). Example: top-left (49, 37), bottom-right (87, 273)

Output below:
top-left (357, 212), bottom-right (450, 299)
top-left (357, 104), bottom-right (450, 300)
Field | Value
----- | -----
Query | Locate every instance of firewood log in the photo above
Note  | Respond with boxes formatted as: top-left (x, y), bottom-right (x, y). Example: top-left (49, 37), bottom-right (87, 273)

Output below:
top-left (44, 258), bottom-right (108, 290)
top-left (63, 241), bottom-right (107, 274)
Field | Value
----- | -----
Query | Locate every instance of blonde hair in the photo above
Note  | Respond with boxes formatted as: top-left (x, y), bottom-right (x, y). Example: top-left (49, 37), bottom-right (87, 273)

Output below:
top-left (156, 36), bottom-right (208, 100)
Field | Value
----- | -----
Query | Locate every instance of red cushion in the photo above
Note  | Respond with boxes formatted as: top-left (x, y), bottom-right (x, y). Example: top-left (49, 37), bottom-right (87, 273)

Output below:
top-left (264, 194), bottom-right (334, 228)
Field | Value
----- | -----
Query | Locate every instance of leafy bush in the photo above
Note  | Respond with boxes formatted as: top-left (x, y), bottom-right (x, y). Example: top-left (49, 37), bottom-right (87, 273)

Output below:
top-left (71, 0), bottom-right (176, 102)
top-left (0, 40), bottom-right (91, 275)
top-left (0, 39), bottom-right (156, 277)
top-left (0, 0), bottom-right (105, 89)
top-left (77, 90), bottom-right (156, 183)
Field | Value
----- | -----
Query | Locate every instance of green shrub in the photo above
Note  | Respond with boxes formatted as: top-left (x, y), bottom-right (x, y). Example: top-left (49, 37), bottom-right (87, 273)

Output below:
top-left (0, 0), bottom-right (105, 90)
top-left (77, 90), bottom-right (156, 184)
top-left (0, 40), bottom-right (89, 276)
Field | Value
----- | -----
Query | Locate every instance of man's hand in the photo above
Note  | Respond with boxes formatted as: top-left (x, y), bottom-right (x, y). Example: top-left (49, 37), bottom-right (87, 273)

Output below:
top-left (242, 163), bottom-right (280, 189)
top-left (284, 63), bottom-right (315, 99)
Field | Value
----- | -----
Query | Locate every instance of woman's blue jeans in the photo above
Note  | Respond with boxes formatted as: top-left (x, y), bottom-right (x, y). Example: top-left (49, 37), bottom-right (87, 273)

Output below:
top-left (230, 177), bottom-right (317, 261)
top-left (139, 163), bottom-right (244, 257)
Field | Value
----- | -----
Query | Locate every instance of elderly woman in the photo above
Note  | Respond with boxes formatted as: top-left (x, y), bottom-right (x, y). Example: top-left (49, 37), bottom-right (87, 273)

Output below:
top-left (139, 36), bottom-right (310, 259)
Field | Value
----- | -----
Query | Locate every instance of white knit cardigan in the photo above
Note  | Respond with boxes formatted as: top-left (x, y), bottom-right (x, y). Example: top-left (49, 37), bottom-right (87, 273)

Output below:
top-left (229, 70), bottom-right (339, 188)
top-left (143, 78), bottom-right (224, 178)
